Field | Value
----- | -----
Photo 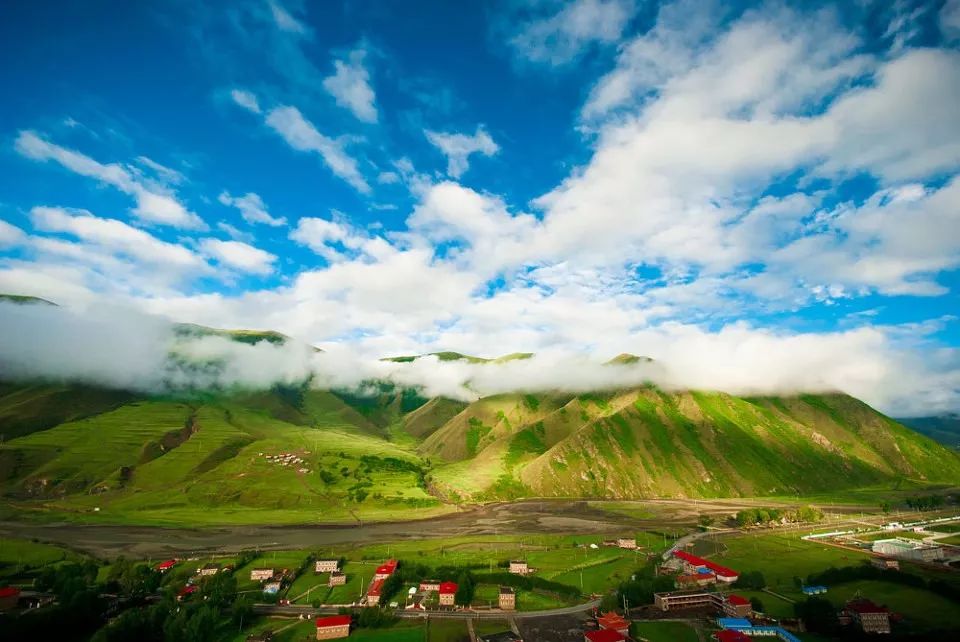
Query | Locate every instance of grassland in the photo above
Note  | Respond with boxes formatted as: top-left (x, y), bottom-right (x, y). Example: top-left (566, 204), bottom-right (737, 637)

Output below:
top-left (0, 537), bottom-right (84, 580)
top-left (631, 621), bottom-right (699, 642)
top-left (827, 579), bottom-right (960, 631)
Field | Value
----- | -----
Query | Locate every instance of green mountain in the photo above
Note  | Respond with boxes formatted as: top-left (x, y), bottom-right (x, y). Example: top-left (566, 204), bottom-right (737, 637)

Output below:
top-left (1, 378), bottom-right (957, 526)
top-left (896, 414), bottom-right (960, 450)
top-left (0, 300), bottom-right (958, 523)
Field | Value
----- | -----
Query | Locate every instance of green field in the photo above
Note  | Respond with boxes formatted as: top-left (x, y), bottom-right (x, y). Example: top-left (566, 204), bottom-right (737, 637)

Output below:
top-left (0, 537), bottom-right (84, 580)
top-left (631, 621), bottom-right (699, 642)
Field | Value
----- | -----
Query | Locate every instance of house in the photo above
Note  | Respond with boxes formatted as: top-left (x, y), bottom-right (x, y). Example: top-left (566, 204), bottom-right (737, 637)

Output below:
top-left (844, 598), bottom-right (891, 634)
top-left (672, 550), bottom-right (738, 582)
top-left (802, 585), bottom-right (827, 596)
top-left (597, 611), bottom-right (630, 635)
top-left (177, 585), bottom-right (198, 602)
top-left (584, 629), bottom-right (627, 642)
top-left (419, 580), bottom-right (441, 592)
top-left (714, 631), bottom-right (751, 642)
top-left (251, 568), bottom-right (275, 581)
top-left (155, 559), bottom-right (177, 573)
top-left (716, 617), bottom-right (752, 631)
top-left (0, 586), bottom-right (20, 611)
top-left (871, 557), bottom-right (900, 571)
top-left (439, 581), bottom-right (458, 606)
top-left (499, 586), bottom-right (516, 611)
top-left (316, 560), bottom-right (340, 573)
top-left (315, 614), bottom-right (351, 640)
top-left (509, 560), bottom-right (530, 575)
top-left (328, 571), bottom-right (347, 587)
top-left (374, 559), bottom-right (398, 580)
top-left (366, 578), bottom-right (384, 606)
top-left (654, 589), bottom-right (721, 612)
top-left (617, 538), bottom-right (637, 550)
top-left (198, 563), bottom-right (221, 576)
top-left (722, 594), bottom-right (753, 618)
top-left (677, 571), bottom-right (717, 588)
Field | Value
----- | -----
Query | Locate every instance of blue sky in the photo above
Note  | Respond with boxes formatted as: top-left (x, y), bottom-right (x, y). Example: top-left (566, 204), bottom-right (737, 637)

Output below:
top-left (1, 0), bottom-right (959, 414)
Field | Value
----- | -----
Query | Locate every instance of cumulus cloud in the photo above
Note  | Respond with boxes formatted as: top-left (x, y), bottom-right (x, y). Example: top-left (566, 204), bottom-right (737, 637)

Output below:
top-left (218, 191), bottom-right (286, 227)
top-left (425, 127), bottom-right (499, 178)
top-left (322, 47), bottom-right (378, 123)
top-left (14, 131), bottom-right (205, 229)
top-left (199, 238), bottom-right (277, 275)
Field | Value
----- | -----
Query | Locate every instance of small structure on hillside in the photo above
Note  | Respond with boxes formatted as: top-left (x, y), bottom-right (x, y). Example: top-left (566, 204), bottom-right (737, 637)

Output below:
top-left (722, 594), bottom-right (753, 618)
top-left (616, 537), bottom-right (637, 550)
top-left (315, 560), bottom-right (339, 573)
top-left (251, 568), bottom-right (275, 581)
top-left (419, 580), bottom-right (441, 592)
top-left (499, 586), bottom-right (515, 611)
top-left (198, 562), bottom-right (221, 576)
top-left (802, 585), bottom-right (827, 596)
top-left (177, 585), bottom-right (198, 602)
top-left (0, 586), bottom-right (21, 611)
top-left (366, 578), bottom-right (384, 606)
top-left (155, 559), bottom-right (177, 573)
top-left (373, 559), bottom-right (398, 580)
top-left (315, 614), bottom-right (351, 639)
top-left (584, 629), bottom-right (627, 642)
top-left (328, 571), bottom-right (346, 587)
top-left (843, 598), bottom-right (892, 634)
top-left (596, 611), bottom-right (630, 636)
top-left (439, 581), bottom-right (458, 606)
top-left (509, 560), bottom-right (531, 575)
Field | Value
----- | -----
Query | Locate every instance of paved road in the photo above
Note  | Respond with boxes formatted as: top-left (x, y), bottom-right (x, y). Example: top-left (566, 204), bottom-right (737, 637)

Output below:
top-left (253, 599), bottom-right (600, 620)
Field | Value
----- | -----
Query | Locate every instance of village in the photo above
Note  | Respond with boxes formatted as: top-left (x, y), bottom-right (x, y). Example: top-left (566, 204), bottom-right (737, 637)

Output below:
top-left (3, 508), bottom-right (960, 641)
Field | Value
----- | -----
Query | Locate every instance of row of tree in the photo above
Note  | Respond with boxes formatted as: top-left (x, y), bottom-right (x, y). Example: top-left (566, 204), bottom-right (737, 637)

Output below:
top-left (733, 505), bottom-right (824, 527)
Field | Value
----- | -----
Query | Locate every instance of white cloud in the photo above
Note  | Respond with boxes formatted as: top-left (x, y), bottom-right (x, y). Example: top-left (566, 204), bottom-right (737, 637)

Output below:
top-left (507, 0), bottom-right (636, 65)
top-left (217, 222), bottom-right (255, 243)
top-left (230, 88), bottom-right (262, 114)
top-left (424, 127), bottom-right (499, 178)
top-left (199, 238), bottom-right (277, 275)
top-left (322, 48), bottom-right (378, 123)
top-left (14, 131), bottom-right (206, 229)
top-left (263, 105), bottom-right (371, 193)
top-left (268, 0), bottom-right (310, 35)
top-left (0, 219), bottom-right (26, 247)
top-left (218, 191), bottom-right (286, 226)
top-left (30, 206), bottom-right (205, 269)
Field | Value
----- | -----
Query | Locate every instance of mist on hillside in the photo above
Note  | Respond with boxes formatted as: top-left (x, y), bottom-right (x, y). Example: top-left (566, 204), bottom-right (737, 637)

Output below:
top-left (0, 301), bottom-right (956, 416)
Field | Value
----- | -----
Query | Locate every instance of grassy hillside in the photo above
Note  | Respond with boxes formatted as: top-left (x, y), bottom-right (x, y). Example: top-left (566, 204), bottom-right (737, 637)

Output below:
top-left (422, 388), bottom-right (960, 501)
top-left (0, 378), bottom-right (957, 524)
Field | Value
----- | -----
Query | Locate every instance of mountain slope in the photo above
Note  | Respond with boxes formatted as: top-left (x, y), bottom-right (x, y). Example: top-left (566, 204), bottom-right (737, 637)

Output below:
top-left (896, 414), bottom-right (960, 449)
top-left (424, 388), bottom-right (960, 501)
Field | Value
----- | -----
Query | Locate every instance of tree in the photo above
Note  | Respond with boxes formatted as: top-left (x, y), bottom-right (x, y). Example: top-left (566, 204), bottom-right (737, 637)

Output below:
top-left (750, 596), bottom-right (765, 613)
top-left (795, 597), bottom-right (837, 634)
top-left (455, 570), bottom-right (475, 605)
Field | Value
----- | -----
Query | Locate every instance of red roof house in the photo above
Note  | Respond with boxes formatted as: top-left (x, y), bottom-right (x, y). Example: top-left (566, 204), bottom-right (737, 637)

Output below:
top-left (584, 629), bottom-right (627, 642)
top-left (596, 611), bottom-right (630, 634)
top-left (726, 595), bottom-right (750, 606)
top-left (715, 630), bottom-right (751, 642)
top-left (374, 559), bottom-right (398, 578)
top-left (672, 550), bottom-right (739, 581)
top-left (177, 585), bottom-right (198, 601)
top-left (316, 615), bottom-right (351, 639)
top-left (155, 559), bottom-right (177, 572)
top-left (0, 586), bottom-right (21, 611)
top-left (439, 581), bottom-right (458, 606)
